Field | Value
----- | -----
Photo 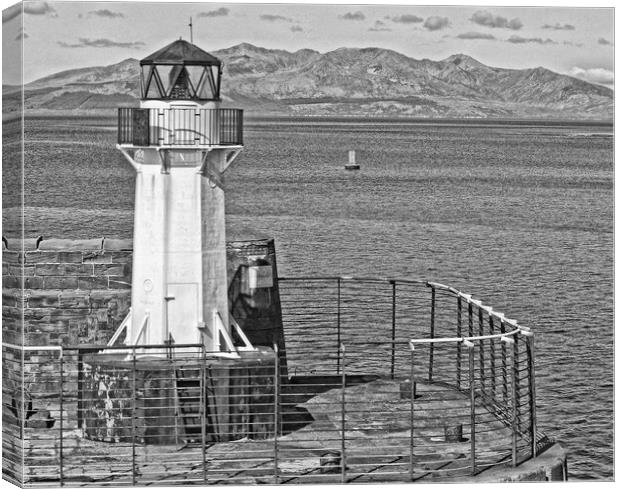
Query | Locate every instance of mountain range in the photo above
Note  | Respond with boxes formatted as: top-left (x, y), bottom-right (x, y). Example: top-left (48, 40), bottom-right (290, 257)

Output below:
top-left (3, 43), bottom-right (613, 120)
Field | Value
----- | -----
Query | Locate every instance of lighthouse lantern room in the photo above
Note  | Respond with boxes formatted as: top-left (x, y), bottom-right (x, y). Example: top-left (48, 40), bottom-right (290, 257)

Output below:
top-left (116, 39), bottom-right (246, 354)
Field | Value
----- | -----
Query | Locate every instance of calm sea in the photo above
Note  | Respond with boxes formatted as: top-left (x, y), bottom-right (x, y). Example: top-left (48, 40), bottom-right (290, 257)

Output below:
top-left (3, 116), bottom-right (614, 480)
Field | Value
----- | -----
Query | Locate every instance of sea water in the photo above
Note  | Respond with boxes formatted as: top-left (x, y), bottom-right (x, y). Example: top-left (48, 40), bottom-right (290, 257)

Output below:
top-left (2, 116), bottom-right (613, 480)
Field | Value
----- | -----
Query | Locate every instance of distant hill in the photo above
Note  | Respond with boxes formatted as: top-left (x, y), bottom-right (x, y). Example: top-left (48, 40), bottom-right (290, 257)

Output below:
top-left (3, 43), bottom-right (613, 120)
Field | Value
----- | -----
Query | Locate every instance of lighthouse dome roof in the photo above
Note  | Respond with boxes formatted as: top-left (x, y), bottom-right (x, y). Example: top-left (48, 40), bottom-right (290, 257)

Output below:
top-left (141, 39), bottom-right (221, 66)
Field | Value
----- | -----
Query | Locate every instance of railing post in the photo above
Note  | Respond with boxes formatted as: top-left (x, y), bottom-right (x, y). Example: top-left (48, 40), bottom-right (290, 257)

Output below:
top-left (117, 108), bottom-right (122, 144)
top-left (513, 332), bottom-right (522, 466)
top-left (59, 351), bottom-right (64, 486)
top-left (502, 335), bottom-right (518, 468)
top-left (428, 286), bottom-right (435, 383)
top-left (489, 316), bottom-right (496, 395)
top-left (337, 278), bottom-right (342, 374)
top-left (131, 347), bottom-right (137, 485)
top-left (456, 296), bottom-right (462, 390)
top-left (274, 343), bottom-right (280, 484)
top-left (523, 331), bottom-right (537, 458)
top-left (201, 344), bottom-right (207, 483)
top-left (465, 340), bottom-right (476, 476)
top-left (500, 320), bottom-right (508, 403)
top-left (409, 341), bottom-right (415, 481)
top-left (340, 343), bottom-right (346, 483)
top-left (478, 307), bottom-right (485, 392)
top-left (390, 280), bottom-right (397, 380)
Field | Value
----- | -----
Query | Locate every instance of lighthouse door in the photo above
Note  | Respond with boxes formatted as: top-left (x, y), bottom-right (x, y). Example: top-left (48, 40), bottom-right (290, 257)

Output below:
top-left (166, 283), bottom-right (200, 345)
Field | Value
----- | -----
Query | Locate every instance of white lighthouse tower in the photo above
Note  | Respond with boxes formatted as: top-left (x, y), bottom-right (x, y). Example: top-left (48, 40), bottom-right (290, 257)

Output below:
top-left (116, 39), bottom-right (246, 353)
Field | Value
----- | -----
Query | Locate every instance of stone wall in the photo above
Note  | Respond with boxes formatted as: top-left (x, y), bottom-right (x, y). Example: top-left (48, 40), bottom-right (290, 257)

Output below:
top-left (2, 235), bottom-right (284, 349)
top-left (2, 237), bottom-right (132, 347)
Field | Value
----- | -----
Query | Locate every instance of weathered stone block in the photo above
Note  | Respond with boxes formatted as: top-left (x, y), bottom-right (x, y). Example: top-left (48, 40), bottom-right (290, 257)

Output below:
top-left (103, 238), bottom-right (133, 251)
top-left (38, 238), bottom-right (102, 251)
top-left (9, 265), bottom-right (36, 276)
top-left (23, 276), bottom-right (45, 289)
top-left (2, 291), bottom-right (20, 307)
top-left (93, 264), bottom-right (125, 277)
top-left (24, 333), bottom-right (50, 346)
top-left (109, 279), bottom-right (131, 289)
top-left (56, 252), bottom-right (84, 264)
top-left (107, 251), bottom-right (133, 264)
top-left (58, 292), bottom-right (91, 308)
top-left (43, 276), bottom-right (79, 290)
top-left (78, 276), bottom-right (109, 290)
top-left (26, 292), bottom-right (60, 308)
top-left (4, 237), bottom-right (41, 251)
top-left (2, 276), bottom-right (20, 289)
top-left (2, 251), bottom-right (23, 264)
top-left (35, 263), bottom-right (93, 276)
top-left (49, 309), bottom-right (90, 320)
top-left (89, 290), bottom-right (131, 308)
top-left (82, 250), bottom-right (112, 263)
top-left (23, 309), bottom-right (51, 326)
top-left (24, 251), bottom-right (60, 264)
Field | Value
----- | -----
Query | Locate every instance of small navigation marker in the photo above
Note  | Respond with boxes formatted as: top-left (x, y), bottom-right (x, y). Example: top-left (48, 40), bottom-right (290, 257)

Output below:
top-left (345, 150), bottom-right (360, 170)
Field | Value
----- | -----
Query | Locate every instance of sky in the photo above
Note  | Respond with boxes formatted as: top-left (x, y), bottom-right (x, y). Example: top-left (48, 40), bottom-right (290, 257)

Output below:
top-left (1, 1), bottom-right (615, 87)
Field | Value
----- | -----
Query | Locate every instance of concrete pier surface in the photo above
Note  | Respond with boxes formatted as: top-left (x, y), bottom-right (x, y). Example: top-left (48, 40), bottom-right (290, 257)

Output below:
top-left (14, 377), bottom-right (567, 485)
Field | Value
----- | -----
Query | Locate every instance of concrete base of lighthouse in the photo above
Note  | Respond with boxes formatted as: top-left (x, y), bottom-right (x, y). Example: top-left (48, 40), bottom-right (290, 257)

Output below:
top-left (79, 348), bottom-right (278, 445)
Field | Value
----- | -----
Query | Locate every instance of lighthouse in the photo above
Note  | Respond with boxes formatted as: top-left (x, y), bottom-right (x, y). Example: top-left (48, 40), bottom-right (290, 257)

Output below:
top-left (116, 39), bottom-right (246, 353)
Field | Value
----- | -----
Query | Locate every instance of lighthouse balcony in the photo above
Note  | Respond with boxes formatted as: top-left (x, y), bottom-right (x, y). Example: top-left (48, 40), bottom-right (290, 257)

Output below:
top-left (117, 107), bottom-right (243, 148)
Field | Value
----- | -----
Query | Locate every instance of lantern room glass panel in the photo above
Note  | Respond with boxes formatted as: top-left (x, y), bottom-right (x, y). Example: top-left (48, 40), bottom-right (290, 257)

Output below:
top-left (156, 65), bottom-right (175, 97)
top-left (145, 68), bottom-right (163, 99)
top-left (186, 66), bottom-right (205, 97)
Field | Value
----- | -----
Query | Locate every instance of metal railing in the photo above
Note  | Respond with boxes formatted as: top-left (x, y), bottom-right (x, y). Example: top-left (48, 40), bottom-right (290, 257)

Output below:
top-left (277, 277), bottom-right (543, 474)
top-left (117, 108), bottom-right (243, 147)
top-left (2, 277), bottom-right (545, 486)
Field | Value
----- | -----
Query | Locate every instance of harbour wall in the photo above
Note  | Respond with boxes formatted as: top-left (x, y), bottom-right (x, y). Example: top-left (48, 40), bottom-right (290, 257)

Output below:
top-left (2, 235), bottom-right (284, 394)
top-left (2, 235), bottom-right (281, 348)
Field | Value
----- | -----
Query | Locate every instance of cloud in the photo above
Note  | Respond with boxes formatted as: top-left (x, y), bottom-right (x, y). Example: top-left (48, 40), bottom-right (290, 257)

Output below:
top-left (2, 4), bottom-right (20, 23)
top-left (89, 9), bottom-right (124, 18)
top-left (340, 11), bottom-right (365, 21)
top-left (260, 14), bottom-right (293, 22)
top-left (58, 38), bottom-right (145, 49)
top-left (569, 66), bottom-right (613, 86)
top-left (369, 20), bottom-right (391, 32)
top-left (507, 35), bottom-right (556, 45)
top-left (424, 16), bottom-right (449, 31)
top-left (456, 31), bottom-right (496, 40)
top-left (24, 2), bottom-right (57, 17)
top-left (79, 9), bottom-right (125, 19)
top-left (598, 38), bottom-right (611, 45)
top-left (197, 8), bottom-right (229, 17)
top-left (391, 14), bottom-right (423, 24)
top-left (470, 10), bottom-right (522, 30)
top-left (15, 30), bottom-right (29, 40)
top-left (541, 23), bottom-right (575, 31)
top-left (3, 1), bottom-right (57, 23)
top-left (291, 25), bottom-right (303, 32)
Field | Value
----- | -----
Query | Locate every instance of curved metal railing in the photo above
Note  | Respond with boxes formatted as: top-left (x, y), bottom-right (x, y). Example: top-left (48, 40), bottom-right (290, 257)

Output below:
top-left (277, 276), bottom-right (543, 478)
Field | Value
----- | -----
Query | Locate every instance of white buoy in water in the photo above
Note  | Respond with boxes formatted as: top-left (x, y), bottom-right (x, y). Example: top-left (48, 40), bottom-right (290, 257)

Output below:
top-left (344, 150), bottom-right (360, 170)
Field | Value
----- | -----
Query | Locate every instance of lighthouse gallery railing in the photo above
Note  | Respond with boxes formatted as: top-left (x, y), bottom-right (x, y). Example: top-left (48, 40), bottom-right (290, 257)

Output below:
top-left (117, 107), bottom-right (243, 147)
top-left (3, 278), bottom-right (547, 486)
